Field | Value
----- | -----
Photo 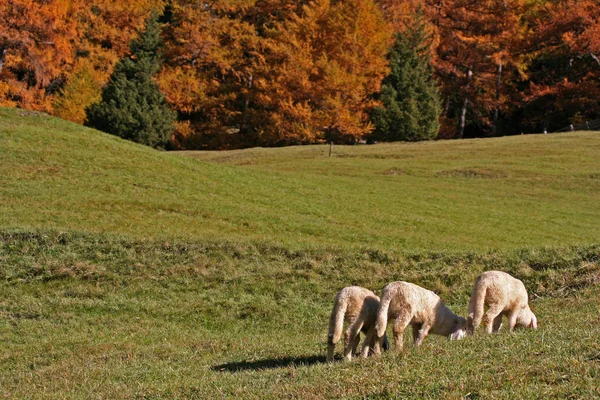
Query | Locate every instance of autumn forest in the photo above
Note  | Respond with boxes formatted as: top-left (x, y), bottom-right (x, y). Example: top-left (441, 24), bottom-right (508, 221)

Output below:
top-left (1, 0), bottom-right (599, 149)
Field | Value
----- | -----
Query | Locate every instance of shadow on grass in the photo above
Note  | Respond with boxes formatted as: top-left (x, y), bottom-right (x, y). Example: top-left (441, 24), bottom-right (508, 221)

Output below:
top-left (212, 354), bottom-right (328, 372)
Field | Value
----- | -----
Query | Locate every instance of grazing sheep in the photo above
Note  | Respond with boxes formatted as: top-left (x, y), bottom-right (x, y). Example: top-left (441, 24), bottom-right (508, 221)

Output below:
top-left (467, 270), bottom-right (538, 334)
top-left (374, 281), bottom-right (466, 353)
top-left (327, 286), bottom-right (389, 362)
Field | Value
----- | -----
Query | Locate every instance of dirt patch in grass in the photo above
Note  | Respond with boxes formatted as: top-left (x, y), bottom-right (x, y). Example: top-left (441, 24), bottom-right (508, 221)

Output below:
top-left (435, 168), bottom-right (508, 179)
top-left (337, 153), bottom-right (415, 159)
top-left (16, 110), bottom-right (50, 118)
top-left (13, 164), bottom-right (62, 180)
top-left (381, 168), bottom-right (405, 176)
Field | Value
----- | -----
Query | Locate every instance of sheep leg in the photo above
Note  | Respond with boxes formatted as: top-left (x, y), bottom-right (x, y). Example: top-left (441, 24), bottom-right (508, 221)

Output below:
top-left (360, 327), bottom-right (376, 358)
top-left (483, 305), bottom-right (504, 334)
top-left (327, 341), bottom-right (335, 362)
top-left (352, 334), bottom-right (361, 355)
top-left (507, 307), bottom-right (521, 333)
top-left (371, 331), bottom-right (388, 356)
top-left (413, 324), bottom-right (431, 346)
top-left (382, 334), bottom-right (390, 351)
top-left (327, 323), bottom-right (338, 362)
top-left (344, 318), bottom-right (364, 361)
top-left (373, 335), bottom-right (385, 356)
top-left (411, 323), bottom-right (422, 344)
top-left (392, 316), bottom-right (411, 353)
top-left (492, 314), bottom-right (503, 333)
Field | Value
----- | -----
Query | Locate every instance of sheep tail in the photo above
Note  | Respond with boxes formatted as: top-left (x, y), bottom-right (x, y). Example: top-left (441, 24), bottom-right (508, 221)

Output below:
top-left (375, 292), bottom-right (391, 338)
top-left (467, 278), bottom-right (487, 333)
top-left (328, 294), bottom-right (348, 345)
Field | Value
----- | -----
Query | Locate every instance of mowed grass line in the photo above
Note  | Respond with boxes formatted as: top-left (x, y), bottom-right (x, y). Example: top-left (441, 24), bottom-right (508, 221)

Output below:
top-left (2, 106), bottom-right (600, 251)
top-left (1, 232), bottom-right (599, 398)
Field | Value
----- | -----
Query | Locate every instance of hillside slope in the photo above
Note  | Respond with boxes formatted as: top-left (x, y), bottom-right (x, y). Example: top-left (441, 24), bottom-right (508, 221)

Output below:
top-left (2, 107), bottom-right (600, 251)
top-left (2, 108), bottom-right (600, 398)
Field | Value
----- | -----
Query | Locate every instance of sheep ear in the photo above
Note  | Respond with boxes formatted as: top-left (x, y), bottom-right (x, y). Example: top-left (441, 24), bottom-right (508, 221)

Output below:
top-left (530, 315), bottom-right (538, 329)
top-left (450, 329), bottom-right (465, 341)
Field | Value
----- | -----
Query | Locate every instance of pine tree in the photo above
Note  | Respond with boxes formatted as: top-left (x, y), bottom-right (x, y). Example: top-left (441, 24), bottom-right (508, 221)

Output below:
top-left (371, 13), bottom-right (441, 142)
top-left (86, 11), bottom-right (176, 148)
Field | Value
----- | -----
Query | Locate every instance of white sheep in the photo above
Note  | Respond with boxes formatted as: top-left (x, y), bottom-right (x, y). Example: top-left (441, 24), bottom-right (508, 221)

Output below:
top-left (374, 281), bottom-right (466, 353)
top-left (467, 270), bottom-right (538, 334)
top-left (327, 286), bottom-right (389, 362)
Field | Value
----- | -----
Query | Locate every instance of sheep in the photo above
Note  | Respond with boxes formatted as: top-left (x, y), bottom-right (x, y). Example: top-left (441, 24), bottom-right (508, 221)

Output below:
top-left (374, 281), bottom-right (466, 353)
top-left (467, 270), bottom-right (538, 334)
top-left (327, 286), bottom-right (389, 362)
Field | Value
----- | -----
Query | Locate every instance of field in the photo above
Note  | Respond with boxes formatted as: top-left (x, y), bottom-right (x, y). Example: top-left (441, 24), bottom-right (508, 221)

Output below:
top-left (3, 107), bottom-right (600, 251)
top-left (1, 107), bottom-right (599, 398)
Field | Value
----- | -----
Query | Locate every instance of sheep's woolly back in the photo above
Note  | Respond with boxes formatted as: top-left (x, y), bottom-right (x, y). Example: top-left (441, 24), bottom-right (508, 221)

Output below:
top-left (376, 281), bottom-right (465, 338)
top-left (467, 270), bottom-right (536, 331)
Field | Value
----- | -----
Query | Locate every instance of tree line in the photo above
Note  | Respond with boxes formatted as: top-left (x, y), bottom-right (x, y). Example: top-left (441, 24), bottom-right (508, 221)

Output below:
top-left (1, 0), bottom-right (599, 149)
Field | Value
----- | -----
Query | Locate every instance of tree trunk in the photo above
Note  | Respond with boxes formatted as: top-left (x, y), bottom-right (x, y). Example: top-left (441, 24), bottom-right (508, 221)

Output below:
top-left (0, 48), bottom-right (7, 74)
top-left (458, 69), bottom-right (472, 139)
top-left (492, 60), bottom-right (503, 137)
top-left (443, 96), bottom-right (451, 117)
top-left (238, 73), bottom-right (253, 133)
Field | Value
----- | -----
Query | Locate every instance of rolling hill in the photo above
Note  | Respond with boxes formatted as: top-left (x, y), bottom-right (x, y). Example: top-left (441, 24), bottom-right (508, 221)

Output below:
top-left (2, 106), bottom-right (600, 251)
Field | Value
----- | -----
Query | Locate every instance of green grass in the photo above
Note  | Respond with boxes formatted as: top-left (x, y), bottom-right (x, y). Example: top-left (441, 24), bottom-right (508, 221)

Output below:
top-left (1, 108), bottom-right (600, 398)
top-left (1, 232), bottom-right (599, 398)
top-left (2, 107), bottom-right (600, 251)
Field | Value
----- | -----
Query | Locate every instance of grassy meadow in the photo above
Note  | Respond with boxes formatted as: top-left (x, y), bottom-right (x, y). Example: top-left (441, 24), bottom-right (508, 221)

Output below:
top-left (1, 107), bottom-right (600, 398)
top-left (2, 107), bottom-right (600, 251)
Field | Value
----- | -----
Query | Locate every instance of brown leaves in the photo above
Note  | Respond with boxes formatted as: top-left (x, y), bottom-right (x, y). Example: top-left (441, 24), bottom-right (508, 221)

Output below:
top-left (254, 0), bottom-right (391, 144)
top-left (0, 0), bottom-right (162, 114)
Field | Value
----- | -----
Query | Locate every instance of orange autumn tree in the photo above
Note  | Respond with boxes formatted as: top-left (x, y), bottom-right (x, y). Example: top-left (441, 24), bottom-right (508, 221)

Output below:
top-left (52, 0), bottom-right (165, 122)
top-left (546, 0), bottom-right (600, 63)
top-left (379, 0), bottom-right (534, 138)
top-left (52, 60), bottom-right (102, 123)
top-left (255, 0), bottom-right (392, 145)
top-left (158, 0), bottom-right (263, 149)
top-left (0, 0), bottom-right (80, 110)
top-left (0, 0), bottom-right (164, 116)
top-left (521, 0), bottom-right (600, 132)
top-left (160, 0), bottom-right (390, 148)
top-left (424, 0), bottom-right (530, 138)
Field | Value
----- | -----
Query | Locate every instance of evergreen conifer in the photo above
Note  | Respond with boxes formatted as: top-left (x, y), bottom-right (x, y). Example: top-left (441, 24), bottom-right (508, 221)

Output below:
top-left (371, 12), bottom-right (441, 142)
top-left (86, 12), bottom-right (176, 148)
